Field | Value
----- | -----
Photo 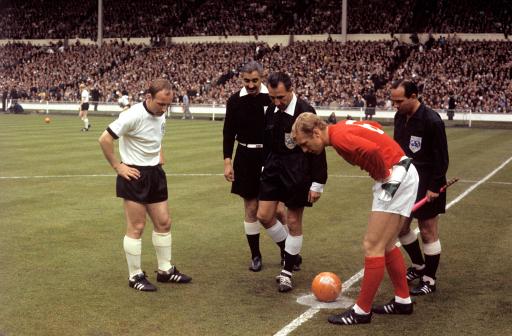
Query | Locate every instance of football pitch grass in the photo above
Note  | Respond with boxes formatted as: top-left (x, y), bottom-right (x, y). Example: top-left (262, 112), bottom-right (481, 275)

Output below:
top-left (0, 114), bottom-right (511, 336)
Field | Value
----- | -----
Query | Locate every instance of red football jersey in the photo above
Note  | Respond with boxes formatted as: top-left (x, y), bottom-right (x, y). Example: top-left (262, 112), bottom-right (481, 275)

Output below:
top-left (328, 120), bottom-right (405, 181)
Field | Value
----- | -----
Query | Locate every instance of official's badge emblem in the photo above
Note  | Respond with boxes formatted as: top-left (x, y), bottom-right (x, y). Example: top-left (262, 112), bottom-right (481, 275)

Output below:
top-left (284, 132), bottom-right (296, 149)
top-left (409, 135), bottom-right (422, 153)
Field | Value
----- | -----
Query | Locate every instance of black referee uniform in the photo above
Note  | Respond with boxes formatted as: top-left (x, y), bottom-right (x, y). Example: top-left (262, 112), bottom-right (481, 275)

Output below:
top-left (394, 103), bottom-right (449, 220)
top-left (260, 97), bottom-right (328, 208)
top-left (223, 87), bottom-right (271, 199)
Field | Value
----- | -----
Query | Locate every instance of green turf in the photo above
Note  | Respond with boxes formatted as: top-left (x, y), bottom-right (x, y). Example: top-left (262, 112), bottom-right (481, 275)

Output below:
top-left (0, 114), bottom-right (511, 336)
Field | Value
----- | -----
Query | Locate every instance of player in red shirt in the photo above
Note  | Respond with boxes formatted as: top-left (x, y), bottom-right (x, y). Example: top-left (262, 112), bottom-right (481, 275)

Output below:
top-left (292, 113), bottom-right (419, 325)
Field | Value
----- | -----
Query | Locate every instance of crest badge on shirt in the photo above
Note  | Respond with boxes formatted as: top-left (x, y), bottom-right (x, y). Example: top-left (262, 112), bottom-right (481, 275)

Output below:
top-left (284, 132), bottom-right (296, 149)
top-left (409, 135), bottom-right (422, 153)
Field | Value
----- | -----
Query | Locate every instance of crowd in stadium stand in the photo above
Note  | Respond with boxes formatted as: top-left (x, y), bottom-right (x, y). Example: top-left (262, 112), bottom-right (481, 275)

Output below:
top-left (0, 0), bottom-right (510, 113)
top-left (1, 36), bottom-right (511, 113)
top-left (0, 41), bottom-right (144, 102)
top-left (389, 40), bottom-right (512, 113)
top-left (347, 0), bottom-right (511, 35)
top-left (0, 0), bottom-right (95, 39)
top-left (1, 0), bottom-right (510, 39)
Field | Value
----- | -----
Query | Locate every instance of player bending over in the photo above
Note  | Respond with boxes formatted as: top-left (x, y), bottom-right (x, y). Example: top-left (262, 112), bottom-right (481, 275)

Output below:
top-left (292, 113), bottom-right (419, 325)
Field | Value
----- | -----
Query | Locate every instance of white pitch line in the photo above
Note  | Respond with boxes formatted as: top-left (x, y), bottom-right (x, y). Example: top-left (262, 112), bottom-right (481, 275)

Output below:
top-left (273, 308), bottom-right (321, 336)
top-left (0, 174), bottom-right (114, 179)
top-left (484, 181), bottom-right (512, 185)
top-left (0, 173), bottom-right (224, 179)
top-left (0, 173), bottom-right (382, 180)
top-left (446, 156), bottom-right (512, 208)
top-left (1, 173), bottom-right (512, 185)
top-left (273, 155), bottom-right (512, 336)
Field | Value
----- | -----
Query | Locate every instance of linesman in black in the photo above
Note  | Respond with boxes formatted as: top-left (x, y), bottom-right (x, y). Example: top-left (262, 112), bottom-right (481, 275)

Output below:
top-left (257, 72), bottom-right (328, 292)
top-left (223, 61), bottom-right (287, 272)
top-left (391, 79), bottom-right (449, 296)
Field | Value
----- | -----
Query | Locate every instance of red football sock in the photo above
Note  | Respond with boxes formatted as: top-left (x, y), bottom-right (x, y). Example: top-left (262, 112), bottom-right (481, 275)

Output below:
top-left (356, 256), bottom-right (385, 313)
top-left (385, 247), bottom-right (410, 299)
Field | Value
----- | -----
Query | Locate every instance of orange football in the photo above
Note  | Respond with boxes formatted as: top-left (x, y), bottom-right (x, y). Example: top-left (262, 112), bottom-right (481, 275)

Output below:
top-left (311, 272), bottom-right (342, 302)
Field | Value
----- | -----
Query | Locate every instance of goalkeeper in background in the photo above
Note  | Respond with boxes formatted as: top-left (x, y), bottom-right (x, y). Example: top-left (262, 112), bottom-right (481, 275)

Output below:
top-left (292, 113), bottom-right (419, 326)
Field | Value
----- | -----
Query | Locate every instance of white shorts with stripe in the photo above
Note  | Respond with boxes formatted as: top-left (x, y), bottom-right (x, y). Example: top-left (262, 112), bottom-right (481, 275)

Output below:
top-left (371, 164), bottom-right (419, 217)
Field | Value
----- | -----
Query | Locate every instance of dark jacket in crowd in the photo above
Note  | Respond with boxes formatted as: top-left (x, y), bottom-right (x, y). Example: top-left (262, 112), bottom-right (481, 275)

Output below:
top-left (91, 88), bottom-right (101, 102)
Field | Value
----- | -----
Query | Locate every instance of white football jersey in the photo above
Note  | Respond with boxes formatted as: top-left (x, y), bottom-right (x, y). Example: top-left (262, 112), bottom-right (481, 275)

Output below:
top-left (118, 95), bottom-right (129, 107)
top-left (81, 89), bottom-right (90, 103)
top-left (108, 102), bottom-right (165, 166)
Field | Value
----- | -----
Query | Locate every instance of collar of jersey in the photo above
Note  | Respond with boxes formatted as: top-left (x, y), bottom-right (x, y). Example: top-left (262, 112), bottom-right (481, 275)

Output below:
top-left (274, 92), bottom-right (297, 116)
top-left (143, 101), bottom-right (158, 116)
top-left (239, 83), bottom-right (269, 97)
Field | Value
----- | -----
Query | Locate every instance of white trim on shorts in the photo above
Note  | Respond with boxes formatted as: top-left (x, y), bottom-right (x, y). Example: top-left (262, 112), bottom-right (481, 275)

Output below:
top-left (371, 164), bottom-right (419, 217)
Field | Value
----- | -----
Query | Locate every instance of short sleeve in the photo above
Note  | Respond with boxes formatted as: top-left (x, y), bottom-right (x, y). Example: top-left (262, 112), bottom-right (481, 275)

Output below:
top-left (108, 110), bottom-right (137, 138)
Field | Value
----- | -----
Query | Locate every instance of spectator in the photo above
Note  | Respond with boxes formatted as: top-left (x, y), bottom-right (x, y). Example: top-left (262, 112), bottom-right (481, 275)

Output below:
top-left (91, 85), bottom-right (101, 111)
top-left (327, 112), bottom-right (337, 124)
top-left (363, 89), bottom-right (377, 120)
top-left (182, 91), bottom-right (192, 119)
top-left (447, 92), bottom-right (456, 120)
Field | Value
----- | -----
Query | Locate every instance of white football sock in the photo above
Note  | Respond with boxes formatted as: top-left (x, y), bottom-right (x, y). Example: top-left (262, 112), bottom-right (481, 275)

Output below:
top-left (422, 275), bottom-right (436, 285)
top-left (353, 304), bottom-right (370, 315)
top-left (395, 295), bottom-right (412, 304)
top-left (123, 235), bottom-right (142, 279)
top-left (285, 234), bottom-right (303, 255)
top-left (423, 240), bottom-right (442, 255)
top-left (152, 231), bottom-right (172, 272)
top-left (399, 230), bottom-right (418, 245)
top-left (265, 220), bottom-right (288, 243)
top-left (412, 263), bottom-right (426, 270)
top-left (244, 220), bottom-right (260, 235)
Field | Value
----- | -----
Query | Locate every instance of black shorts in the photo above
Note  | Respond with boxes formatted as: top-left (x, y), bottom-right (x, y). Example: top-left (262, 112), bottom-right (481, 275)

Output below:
top-left (81, 103), bottom-right (90, 111)
top-left (116, 164), bottom-right (168, 204)
top-left (259, 152), bottom-right (312, 209)
top-left (231, 145), bottom-right (264, 199)
top-left (412, 172), bottom-right (446, 220)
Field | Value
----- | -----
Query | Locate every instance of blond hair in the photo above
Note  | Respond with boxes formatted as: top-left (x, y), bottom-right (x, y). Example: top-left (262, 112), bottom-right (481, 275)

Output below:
top-left (291, 112), bottom-right (327, 140)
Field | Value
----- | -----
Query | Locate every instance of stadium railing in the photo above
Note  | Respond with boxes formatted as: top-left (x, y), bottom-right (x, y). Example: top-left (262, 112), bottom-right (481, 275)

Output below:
top-left (7, 101), bottom-right (512, 125)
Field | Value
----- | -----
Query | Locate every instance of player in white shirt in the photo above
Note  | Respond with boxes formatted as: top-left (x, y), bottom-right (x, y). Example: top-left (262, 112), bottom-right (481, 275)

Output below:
top-left (98, 79), bottom-right (191, 291)
top-left (118, 90), bottom-right (131, 111)
top-left (79, 83), bottom-right (91, 131)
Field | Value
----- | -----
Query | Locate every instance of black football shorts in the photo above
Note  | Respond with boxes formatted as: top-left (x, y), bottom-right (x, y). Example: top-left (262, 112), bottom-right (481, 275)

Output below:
top-left (116, 164), bottom-right (168, 204)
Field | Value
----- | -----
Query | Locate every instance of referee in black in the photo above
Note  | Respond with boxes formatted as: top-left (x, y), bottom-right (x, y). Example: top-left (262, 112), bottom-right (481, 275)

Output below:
top-left (223, 61), bottom-right (287, 273)
top-left (391, 79), bottom-right (449, 296)
top-left (257, 72), bottom-right (327, 292)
